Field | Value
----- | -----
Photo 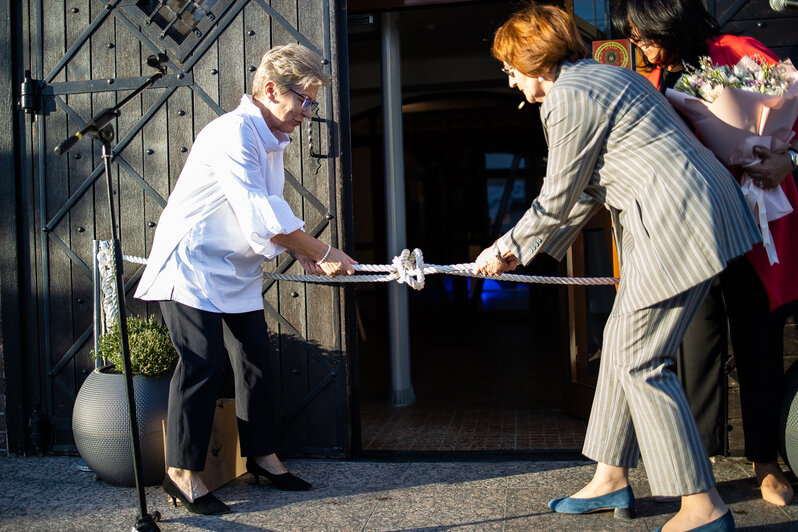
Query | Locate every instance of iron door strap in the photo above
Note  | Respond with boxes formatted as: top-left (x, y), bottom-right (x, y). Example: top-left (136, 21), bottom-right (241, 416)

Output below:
top-left (20, 73), bottom-right (194, 117)
top-left (41, 73), bottom-right (194, 96)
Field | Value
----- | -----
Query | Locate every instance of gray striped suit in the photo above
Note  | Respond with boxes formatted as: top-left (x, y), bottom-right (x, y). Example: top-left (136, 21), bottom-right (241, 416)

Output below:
top-left (497, 59), bottom-right (761, 495)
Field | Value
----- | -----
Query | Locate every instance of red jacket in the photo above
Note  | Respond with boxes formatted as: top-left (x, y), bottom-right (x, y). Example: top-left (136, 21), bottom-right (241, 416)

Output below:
top-left (646, 34), bottom-right (798, 310)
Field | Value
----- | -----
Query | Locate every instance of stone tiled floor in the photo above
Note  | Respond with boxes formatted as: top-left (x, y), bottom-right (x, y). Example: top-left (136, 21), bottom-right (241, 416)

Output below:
top-left (3, 455), bottom-right (797, 531)
top-left (360, 402), bottom-right (586, 451)
top-left (361, 306), bottom-right (798, 455)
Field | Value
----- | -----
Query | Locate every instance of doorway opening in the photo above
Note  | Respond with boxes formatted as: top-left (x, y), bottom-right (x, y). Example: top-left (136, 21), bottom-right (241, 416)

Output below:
top-left (352, 94), bottom-right (588, 453)
top-left (349, 1), bottom-right (611, 453)
top-left (347, 2), bottom-right (605, 453)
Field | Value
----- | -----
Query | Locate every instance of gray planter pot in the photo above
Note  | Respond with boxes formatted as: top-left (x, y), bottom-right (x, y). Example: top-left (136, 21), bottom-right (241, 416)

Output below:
top-left (72, 365), bottom-right (172, 487)
top-left (781, 361), bottom-right (798, 475)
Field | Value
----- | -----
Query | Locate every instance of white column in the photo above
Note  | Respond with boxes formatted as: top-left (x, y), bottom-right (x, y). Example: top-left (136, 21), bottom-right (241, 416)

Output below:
top-left (381, 12), bottom-right (414, 406)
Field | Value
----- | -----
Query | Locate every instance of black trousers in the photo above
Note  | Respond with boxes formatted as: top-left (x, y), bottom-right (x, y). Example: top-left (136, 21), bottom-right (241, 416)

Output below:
top-left (678, 258), bottom-right (788, 462)
top-left (676, 277), bottom-right (728, 457)
top-left (720, 258), bottom-right (788, 463)
top-left (160, 301), bottom-right (279, 471)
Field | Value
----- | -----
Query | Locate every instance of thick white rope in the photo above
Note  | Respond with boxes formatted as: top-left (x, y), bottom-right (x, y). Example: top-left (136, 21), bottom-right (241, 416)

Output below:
top-left (119, 247), bottom-right (618, 290)
top-left (97, 241), bottom-right (119, 335)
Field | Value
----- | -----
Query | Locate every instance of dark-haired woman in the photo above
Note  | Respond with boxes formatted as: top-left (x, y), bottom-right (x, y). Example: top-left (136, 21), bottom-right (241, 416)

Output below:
top-left (613, 0), bottom-right (798, 507)
top-left (476, 4), bottom-right (762, 531)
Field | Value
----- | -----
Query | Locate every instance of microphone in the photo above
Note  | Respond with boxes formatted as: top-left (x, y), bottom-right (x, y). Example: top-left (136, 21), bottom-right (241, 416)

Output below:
top-left (54, 107), bottom-right (120, 155)
top-left (770, 0), bottom-right (798, 11)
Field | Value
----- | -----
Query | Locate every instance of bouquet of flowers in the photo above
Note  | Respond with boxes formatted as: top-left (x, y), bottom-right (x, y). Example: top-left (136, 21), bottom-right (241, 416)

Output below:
top-left (672, 55), bottom-right (792, 103)
top-left (666, 55), bottom-right (798, 264)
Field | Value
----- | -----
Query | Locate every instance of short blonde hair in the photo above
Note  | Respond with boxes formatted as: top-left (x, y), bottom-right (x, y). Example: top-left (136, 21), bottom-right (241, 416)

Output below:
top-left (492, 4), bottom-right (587, 77)
top-left (252, 43), bottom-right (332, 99)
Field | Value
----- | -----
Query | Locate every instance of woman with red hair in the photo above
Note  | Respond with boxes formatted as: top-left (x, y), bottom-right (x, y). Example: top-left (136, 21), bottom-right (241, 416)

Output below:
top-left (475, 4), bottom-right (758, 531)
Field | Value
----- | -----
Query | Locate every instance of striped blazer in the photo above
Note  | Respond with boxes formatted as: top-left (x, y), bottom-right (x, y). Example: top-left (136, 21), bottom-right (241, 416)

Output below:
top-left (498, 59), bottom-right (761, 311)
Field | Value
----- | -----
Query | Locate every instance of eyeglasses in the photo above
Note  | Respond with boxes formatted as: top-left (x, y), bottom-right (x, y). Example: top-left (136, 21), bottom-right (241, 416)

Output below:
top-left (287, 87), bottom-right (318, 113)
top-left (501, 65), bottom-right (516, 77)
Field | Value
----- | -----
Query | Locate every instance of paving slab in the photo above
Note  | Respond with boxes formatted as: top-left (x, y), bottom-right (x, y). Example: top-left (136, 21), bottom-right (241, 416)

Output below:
top-left (0, 455), bottom-right (796, 531)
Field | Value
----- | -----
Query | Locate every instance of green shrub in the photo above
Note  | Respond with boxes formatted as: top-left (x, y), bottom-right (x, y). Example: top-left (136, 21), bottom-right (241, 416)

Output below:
top-left (93, 316), bottom-right (178, 378)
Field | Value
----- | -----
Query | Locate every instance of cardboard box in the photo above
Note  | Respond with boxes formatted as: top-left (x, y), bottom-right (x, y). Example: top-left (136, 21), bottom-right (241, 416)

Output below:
top-left (162, 398), bottom-right (247, 492)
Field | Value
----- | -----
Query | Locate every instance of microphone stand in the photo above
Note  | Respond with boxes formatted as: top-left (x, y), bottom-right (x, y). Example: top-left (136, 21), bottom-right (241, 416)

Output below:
top-left (55, 55), bottom-right (168, 532)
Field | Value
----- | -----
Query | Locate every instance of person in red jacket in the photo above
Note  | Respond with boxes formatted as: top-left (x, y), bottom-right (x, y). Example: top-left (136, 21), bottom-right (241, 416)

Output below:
top-left (612, 0), bottom-right (798, 509)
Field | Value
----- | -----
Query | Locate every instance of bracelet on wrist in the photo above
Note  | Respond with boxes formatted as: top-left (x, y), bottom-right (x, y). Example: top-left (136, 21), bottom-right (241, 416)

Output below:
top-left (316, 243), bottom-right (332, 265)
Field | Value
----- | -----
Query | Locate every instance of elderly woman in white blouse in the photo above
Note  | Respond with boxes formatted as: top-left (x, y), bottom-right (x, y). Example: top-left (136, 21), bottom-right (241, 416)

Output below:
top-left (134, 44), bottom-right (356, 515)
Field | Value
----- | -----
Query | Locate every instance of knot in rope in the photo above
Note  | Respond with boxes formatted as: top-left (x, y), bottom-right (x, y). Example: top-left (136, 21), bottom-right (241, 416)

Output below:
top-left (390, 248), bottom-right (426, 290)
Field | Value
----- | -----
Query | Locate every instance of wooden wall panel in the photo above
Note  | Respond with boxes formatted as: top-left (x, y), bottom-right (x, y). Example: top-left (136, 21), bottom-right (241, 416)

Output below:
top-left (193, 41), bottom-right (220, 136)
top-left (46, 0), bottom-right (75, 426)
top-left (301, 0), bottom-right (339, 449)
top-left (715, 0), bottom-right (798, 63)
top-left (270, 0), bottom-right (308, 449)
top-left (218, 10), bottom-right (244, 112)
top-left (116, 5), bottom-right (147, 321)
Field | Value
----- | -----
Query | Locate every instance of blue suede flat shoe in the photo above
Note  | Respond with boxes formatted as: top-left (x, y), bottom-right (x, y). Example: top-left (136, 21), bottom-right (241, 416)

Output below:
top-left (548, 485), bottom-right (636, 519)
top-left (652, 510), bottom-right (734, 532)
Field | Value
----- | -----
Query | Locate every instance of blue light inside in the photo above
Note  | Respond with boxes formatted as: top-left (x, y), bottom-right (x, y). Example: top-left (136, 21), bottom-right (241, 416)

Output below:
top-left (437, 276), bottom-right (531, 311)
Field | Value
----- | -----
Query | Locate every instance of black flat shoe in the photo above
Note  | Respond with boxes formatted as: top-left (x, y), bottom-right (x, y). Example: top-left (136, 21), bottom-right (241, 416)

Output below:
top-left (246, 458), bottom-right (312, 491)
top-left (162, 476), bottom-right (230, 515)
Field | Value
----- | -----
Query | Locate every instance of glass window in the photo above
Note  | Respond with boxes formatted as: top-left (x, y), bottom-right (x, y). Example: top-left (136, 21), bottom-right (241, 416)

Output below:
top-left (573, 0), bottom-right (610, 36)
top-left (136, 0), bottom-right (218, 44)
top-left (485, 152), bottom-right (526, 171)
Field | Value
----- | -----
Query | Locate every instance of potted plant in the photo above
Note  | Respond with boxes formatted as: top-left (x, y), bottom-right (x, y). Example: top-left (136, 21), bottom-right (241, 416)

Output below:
top-left (72, 316), bottom-right (178, 487)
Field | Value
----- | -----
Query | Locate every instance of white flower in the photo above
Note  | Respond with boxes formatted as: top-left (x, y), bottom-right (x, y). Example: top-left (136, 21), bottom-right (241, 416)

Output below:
top-left (698, 83), bottom-right (723, 102)
top-left (733, 63), bottom-right (748, 79)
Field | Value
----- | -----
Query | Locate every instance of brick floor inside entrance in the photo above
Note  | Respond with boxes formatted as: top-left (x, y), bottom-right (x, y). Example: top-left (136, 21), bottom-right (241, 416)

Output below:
top-left (359, 303), bottom-right (798, 455)
top-left (360, 403), bottom-right (586, 452)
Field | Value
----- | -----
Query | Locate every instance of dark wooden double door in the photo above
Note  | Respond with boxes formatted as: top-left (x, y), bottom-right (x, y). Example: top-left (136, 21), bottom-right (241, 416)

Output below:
top-left (7, 0), bottom-right (353, 456)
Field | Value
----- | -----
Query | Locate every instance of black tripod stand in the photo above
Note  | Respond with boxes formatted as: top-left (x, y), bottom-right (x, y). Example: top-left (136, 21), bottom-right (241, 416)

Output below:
top-left (55, 53), bottom-right (170, 532)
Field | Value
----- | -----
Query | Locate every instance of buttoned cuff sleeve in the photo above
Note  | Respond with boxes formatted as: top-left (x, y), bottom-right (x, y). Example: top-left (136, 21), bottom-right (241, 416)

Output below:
top-left (498, 193), bottom-right (602, 264)
top-left (241, 194), bottom-right (305, 258)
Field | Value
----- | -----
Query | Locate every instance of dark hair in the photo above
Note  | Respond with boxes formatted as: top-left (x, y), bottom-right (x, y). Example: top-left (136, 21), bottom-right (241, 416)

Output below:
top-left (492, 3), bottom-right (588, 77)
top-left (611, 0), bottom-right (720, 70)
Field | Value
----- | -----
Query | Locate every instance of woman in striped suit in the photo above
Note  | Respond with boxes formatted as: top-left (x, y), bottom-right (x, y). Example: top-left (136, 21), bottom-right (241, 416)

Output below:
top-left (613, 0), bottom-right (798, 508)
top-left (474, 5), bottom-right (760, 531)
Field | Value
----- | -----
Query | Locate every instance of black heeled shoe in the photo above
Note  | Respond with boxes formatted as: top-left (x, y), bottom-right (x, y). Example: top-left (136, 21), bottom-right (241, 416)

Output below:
top-left (246, 458), bottom-right (312, 491)
top-left (162, 476), bottom-right (230, 515)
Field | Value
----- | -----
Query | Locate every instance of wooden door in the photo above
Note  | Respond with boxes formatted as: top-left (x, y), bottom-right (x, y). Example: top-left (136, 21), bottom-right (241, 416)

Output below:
top-left (15, 0), bottom-right (353, 456)
top-left (562, 210), bottom-right (616, 420)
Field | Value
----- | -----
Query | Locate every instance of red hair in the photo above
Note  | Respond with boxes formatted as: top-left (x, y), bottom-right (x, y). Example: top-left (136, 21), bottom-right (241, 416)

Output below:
top-left (492, 4), bottom-right (588, 77)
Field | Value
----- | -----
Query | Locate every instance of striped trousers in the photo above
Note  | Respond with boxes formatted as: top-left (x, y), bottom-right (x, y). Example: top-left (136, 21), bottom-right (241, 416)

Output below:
top-left (582, 280), bottom-right (715, 496)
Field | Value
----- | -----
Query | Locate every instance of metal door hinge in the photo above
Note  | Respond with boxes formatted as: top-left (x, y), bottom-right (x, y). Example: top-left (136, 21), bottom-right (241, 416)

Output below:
top-left (20, 70), bottom-right (42, 115)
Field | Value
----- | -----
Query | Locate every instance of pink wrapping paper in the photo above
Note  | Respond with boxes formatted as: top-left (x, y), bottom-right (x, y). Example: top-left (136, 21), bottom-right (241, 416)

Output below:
top-left (666, 72), bottom-right (798, 264)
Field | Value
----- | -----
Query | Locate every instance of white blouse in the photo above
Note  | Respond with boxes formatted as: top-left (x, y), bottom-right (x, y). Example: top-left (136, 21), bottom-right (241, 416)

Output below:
top-left (134, 94), bottom-right (305, 313)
